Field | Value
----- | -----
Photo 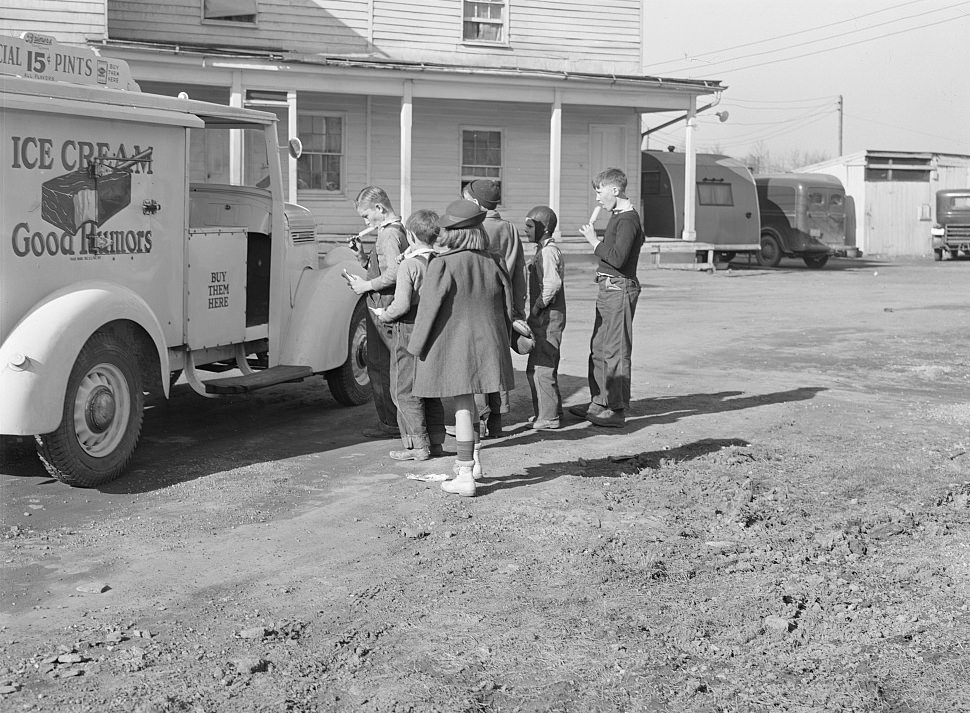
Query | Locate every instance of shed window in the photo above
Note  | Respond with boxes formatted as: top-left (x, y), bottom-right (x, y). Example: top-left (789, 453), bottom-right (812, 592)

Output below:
top-left (463, 0), bottom-right (507, 44)
top-left (203, 0), bottom-right (257, 24)
top-left (297, 114), bottom-right (344, 192)
top-left (697, 182), bottom-right (733, 206)
top-left (865, 156), bottom-right (931, 182)
top-left (461, 128), bottom-right (502, 195)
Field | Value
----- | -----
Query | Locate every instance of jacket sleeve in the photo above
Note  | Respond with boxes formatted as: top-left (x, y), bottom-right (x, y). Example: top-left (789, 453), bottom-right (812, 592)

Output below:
top-left (368, 226), bottom-right (406, 291)
top-left (407, 259), bottom-right (448, 357)
top-left (538, 245), bottom-right (563, 307)
top-left (380, 259), bottom-right (416, 322)
top-left (510, 236), bottom-right (527, 321)
top-left (594, 214), bottom-right (639, 269)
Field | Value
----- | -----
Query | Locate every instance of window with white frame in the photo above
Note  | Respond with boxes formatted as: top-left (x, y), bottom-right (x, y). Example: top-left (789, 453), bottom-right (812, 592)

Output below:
top-left (461, 129), bottom-right (503, 195)
top-left (463, 0), bottom-right (507, 44)
top-left (202, 0), bottom-right (257, 25)
top-left (297, 113), bottom-right (345, 193)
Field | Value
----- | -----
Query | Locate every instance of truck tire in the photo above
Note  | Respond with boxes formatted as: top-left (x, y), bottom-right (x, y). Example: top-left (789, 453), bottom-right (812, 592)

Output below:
top-left (934, 249), bottom-right (943, 261)
top-left (35, 332), bottom-right (144, 488)
top-left (756, 232), bottom-right (783, 267)
top-left (325, 299), bottom-right (372, 406)
top-left (803, 255), bottom-right (829, 269)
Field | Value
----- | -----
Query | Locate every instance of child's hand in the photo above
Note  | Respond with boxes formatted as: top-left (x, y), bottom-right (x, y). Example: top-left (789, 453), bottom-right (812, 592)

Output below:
top-left (580, 223), bottom-right (599, 247)
top-left (348, 274), bottom-right (370, 295)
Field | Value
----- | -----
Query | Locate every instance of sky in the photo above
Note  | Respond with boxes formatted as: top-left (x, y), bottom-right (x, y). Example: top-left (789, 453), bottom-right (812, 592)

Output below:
top-left (641, 0), bottom-right (970, 167)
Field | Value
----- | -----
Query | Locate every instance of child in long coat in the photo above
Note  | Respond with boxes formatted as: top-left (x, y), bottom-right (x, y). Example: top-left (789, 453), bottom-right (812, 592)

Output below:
top-left (408, 199), bottom-right (515, 497)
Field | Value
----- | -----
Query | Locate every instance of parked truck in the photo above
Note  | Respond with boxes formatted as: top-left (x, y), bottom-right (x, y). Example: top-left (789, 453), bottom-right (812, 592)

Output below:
top-left (931, 188), bottom-right (970, 261)
top-left (754, 173), bottom-right (857, 268)
top-left (0, 33), bottom-right (370, 487)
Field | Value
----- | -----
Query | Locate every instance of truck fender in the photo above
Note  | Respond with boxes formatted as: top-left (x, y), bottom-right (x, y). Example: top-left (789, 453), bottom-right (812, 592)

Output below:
top-left (0, 282), bottom-right (170, 436)
top-left (279, 251), bottom-right (367, 372)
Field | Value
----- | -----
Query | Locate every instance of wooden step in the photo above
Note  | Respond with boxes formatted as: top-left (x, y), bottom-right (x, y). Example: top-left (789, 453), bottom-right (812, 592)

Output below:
top-left (204, 365), bottom-right (313, 394)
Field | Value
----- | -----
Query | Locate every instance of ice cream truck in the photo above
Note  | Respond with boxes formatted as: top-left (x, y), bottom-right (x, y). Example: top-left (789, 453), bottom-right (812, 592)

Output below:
top-left (0, 33), bottom-right (370, 487)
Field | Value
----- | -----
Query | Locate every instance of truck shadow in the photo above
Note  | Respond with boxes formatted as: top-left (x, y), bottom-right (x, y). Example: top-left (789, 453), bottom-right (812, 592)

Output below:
top-left (0, 375), bottom-right (826, 495)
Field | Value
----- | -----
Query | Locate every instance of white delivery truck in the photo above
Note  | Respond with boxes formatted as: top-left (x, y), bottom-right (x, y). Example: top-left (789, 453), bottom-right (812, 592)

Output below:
top-left (0, 33), bottom-right (371, 487)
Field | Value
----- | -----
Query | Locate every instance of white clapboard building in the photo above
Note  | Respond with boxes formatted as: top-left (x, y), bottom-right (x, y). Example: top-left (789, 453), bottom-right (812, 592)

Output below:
top-left (3, 0), bottom-right (723, 243)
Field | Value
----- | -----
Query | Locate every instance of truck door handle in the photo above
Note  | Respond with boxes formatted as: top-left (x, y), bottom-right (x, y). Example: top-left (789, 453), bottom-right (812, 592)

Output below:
top-left (142, 200), bottom-right (161, 215)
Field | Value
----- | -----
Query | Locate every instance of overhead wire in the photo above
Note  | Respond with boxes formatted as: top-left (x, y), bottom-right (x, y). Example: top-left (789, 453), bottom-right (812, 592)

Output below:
top-left (660, 7), bottom-right (970, 76)
top-left (645, 0), bottom-right (934, 68)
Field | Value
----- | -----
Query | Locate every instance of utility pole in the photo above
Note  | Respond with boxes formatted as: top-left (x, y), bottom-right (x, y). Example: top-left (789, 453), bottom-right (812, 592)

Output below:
top-left (838, 95), bottom-right (843, 156)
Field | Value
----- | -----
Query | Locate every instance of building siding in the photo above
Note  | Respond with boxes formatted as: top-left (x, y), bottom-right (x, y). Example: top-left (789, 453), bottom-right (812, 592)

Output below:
top-left (1, 1), bottom-right (106, 44)
top-left (107, 0), bottom-right (642, 73)
top-left (108, 0), bottom-right (372, 55)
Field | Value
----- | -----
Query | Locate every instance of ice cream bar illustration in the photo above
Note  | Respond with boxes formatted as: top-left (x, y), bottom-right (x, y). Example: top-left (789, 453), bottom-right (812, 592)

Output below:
top-left (41, 149), bottom-right (151, 234)
top-left (588, 206), bottom-right (602, 225)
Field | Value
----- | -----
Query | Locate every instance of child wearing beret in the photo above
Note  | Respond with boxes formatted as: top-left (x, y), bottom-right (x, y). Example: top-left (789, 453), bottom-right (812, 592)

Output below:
top-left (408, 199), bottom-right (515, 497)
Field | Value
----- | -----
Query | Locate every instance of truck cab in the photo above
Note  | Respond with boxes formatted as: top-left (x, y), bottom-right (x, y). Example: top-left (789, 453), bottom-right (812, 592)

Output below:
top-left (931, 188), bottom-right (970, 261)
top-left (754, 173), bottom-right (854, 268)
top-left (1, 33), bottom-right (370, 487)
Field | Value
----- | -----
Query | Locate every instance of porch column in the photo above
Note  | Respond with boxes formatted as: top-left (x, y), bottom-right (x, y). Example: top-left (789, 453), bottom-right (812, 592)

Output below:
top-left (549, 89), bottom-right (563, 233)
top-left (287, 90), bottom-right (298, 202)
top-left (229, 72), bottom-right (243, 185)
top-left (682, 97), bottom-right (697, 241)
top-left (400, 80), bottom-right (413, 220)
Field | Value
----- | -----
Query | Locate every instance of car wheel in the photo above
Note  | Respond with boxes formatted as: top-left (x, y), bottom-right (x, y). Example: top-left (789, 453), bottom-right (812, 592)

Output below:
top-left (35, 331), bottom-right (144, 487)
top-left (757, 233), bottom-right (782, 267)
top-left (325, 298), bottom-right (372, 406)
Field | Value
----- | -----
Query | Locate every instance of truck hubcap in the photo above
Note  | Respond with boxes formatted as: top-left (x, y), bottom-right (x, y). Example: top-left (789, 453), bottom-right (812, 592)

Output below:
top-left (85, 386), bottom-right (116, 433)
top-left (73, 363), bottom-right (131, 457)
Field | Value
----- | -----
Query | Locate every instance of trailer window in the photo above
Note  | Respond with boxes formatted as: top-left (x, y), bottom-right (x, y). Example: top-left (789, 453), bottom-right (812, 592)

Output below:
top-left (642, 171), bottom-right (661, 195)
top-left (828, 193), bottom-right (844, 212)
top-left (697, 182), bottom-right (733, 206)
top-left (949, 196), bottom-right (970, 210)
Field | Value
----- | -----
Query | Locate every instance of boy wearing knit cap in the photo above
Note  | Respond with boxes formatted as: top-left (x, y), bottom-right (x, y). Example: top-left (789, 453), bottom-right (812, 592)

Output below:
top-left (524, 206), bottom-right (566, 430)
top-left (462, 179), bottom-right (526, 437)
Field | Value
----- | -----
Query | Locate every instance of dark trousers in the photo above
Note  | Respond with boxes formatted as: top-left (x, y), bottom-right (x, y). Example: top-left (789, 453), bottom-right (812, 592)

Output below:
top-left (588, 274), bottom-right (641, 410)
top-left (527, 309), bottom-right (565, 423)
top-left (366, 314), bottom-right (397, 431)
top-left (390, 322), bottom-right (445, 450)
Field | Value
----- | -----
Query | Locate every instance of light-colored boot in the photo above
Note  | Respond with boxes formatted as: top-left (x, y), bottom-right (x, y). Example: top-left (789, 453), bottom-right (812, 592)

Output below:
top-left (472, 443), bottom-right (485, 480)
top-left (442, 460), bottom-right (477, 497)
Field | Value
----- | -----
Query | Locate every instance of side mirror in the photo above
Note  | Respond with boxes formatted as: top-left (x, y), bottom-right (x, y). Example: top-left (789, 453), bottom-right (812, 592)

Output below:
top-left (288, 137), bottom-right (303, 159)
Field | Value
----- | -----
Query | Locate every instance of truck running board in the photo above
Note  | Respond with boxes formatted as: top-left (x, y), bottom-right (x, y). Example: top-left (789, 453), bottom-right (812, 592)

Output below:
top-left (202, 365), bottom-right (314, 394)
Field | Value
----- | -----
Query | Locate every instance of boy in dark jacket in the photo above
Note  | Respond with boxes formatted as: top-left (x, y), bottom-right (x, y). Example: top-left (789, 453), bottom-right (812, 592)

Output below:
top-left (524, 206), bottom-right (566, 430)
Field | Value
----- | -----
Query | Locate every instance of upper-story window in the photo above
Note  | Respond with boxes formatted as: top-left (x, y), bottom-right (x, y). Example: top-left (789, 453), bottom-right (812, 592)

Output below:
top-left (202, 0), bottom-right (257, 25)
top-left (298, 113), bottom-right (345, 193)
top-left (463, 0), bottom-right (507, 44)
top-left (461, 128), bottom-right (503, 195)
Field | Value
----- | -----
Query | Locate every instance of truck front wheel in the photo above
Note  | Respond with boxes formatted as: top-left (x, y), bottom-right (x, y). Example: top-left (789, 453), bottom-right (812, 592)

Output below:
top-left (35, 332), bottom-right (144, 488)
top-left (757, 233), bottom-right (783, 268)
top-left (325, 299), bottom-right (372, 406)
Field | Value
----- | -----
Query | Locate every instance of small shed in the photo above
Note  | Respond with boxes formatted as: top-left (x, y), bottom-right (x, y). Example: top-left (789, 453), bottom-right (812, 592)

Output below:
top-left (799, 150), bottom-right (970, 257)
top-left (641, 150), bottom-right (759, 253)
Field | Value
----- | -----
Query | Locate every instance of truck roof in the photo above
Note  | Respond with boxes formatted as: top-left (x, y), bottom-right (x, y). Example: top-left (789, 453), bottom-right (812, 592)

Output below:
top-left (0, 73), bottom-right (277, 129)
top-left (754, 173), bottom-right (845, 191)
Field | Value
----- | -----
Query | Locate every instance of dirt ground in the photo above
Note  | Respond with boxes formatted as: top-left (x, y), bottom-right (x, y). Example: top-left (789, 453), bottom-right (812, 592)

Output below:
top-left (1, 253), bottom-right (968, 713)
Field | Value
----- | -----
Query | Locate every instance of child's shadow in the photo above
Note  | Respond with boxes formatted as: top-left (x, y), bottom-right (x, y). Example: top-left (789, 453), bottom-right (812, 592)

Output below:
top-left (477, 437), bottom-right (749, 494)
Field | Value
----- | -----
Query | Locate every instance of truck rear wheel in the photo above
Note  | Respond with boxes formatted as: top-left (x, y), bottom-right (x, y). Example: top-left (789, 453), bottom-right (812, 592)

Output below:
top-left (803, 255), bottom-right (829, 269)
top-left (325, 299), bottom-right (372, 406)
top-left (757, 233), bottom-right (782, 267)
top-left (35, 332), bottom-right (144, 488)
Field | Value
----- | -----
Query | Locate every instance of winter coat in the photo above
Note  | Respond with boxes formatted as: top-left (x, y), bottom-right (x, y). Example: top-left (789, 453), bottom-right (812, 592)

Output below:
top-left (407, 248), bottom-right (515, 398)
